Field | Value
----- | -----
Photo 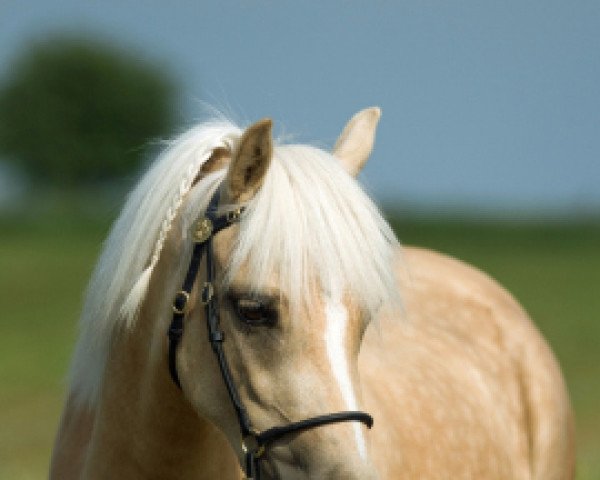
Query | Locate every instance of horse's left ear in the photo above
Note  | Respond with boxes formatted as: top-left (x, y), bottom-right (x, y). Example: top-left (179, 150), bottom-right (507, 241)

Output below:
top-left (225, 118), bottom-right (273, 202)
top-left (333, 107), bottom-right (381, 176)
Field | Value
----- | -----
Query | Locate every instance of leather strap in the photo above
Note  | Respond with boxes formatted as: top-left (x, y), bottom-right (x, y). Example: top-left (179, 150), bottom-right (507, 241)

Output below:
top-left (255, 411), bottom-right (373, 446)
top-left (205, 235), bottom-right (254, 436)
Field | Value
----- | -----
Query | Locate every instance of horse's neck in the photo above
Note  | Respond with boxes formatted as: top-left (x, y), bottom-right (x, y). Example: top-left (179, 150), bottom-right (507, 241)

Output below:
top-left (81, 306), bottom-right (240, 480)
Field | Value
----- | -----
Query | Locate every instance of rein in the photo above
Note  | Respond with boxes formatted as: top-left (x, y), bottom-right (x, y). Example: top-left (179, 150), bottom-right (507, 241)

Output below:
top-left (167, 186), bottom-right (373, 479)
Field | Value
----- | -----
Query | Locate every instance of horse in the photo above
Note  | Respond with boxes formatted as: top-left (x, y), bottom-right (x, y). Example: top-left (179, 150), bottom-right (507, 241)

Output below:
top-left (49, 108), bottom-right (575, 479)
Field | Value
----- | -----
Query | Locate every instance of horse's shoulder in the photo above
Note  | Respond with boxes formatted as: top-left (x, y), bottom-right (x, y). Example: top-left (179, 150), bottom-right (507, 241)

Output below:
top-left (386, 245), bottom-right (543, 361)
top-left (363, 247), bottom-right (575, 479)
top-left (397, 245), bottom-right (529, 322)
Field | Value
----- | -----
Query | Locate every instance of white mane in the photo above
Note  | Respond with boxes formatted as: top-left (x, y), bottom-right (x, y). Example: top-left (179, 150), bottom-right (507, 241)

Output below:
top-left (69, 120), bottom-right (399, 407)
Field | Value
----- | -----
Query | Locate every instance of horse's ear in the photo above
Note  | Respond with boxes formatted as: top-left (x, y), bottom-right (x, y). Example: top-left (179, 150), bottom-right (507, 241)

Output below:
top-left (202, 147), bottom-right (230, 174)
top-left (333, 107), bottom-right (381, 176)
top-left (225, 118), bottom-right (273, 202)
top-left (191, 147), bottom-right (231, 186)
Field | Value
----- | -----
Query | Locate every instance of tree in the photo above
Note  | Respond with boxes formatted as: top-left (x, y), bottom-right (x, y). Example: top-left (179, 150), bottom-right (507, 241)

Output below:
top-left (0, 36), bottom-right (178, 187)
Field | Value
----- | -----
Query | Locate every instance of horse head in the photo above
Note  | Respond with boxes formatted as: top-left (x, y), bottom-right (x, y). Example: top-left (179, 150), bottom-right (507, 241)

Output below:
top-left (167, 108), bottom-right (395, 478)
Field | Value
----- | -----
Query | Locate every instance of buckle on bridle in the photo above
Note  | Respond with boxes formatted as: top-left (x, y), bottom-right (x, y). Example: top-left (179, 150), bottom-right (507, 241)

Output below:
top-left (226, 208), bottom-right (243, 222)
top-left (172, 290), bottom-right (190, 314)
top-left (242, 432), bottom-right (265, 458)
top-left (200, 282), bottom-right (214, 305)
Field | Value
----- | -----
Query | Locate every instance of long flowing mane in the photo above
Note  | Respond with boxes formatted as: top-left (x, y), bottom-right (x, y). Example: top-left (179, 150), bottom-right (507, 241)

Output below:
top-left (69, 120), bottom-right (399, 407)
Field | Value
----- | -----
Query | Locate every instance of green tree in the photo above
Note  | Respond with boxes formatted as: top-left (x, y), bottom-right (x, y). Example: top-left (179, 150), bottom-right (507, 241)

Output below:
top-left (0, 37), bottom-right (178, 187)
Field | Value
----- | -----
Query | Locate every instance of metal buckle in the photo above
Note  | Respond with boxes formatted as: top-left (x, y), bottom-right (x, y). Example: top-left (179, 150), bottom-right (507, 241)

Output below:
top-left (242, 432), bottom-right (265, 458)
top-left (172, 290), bottom-right (190, 314)
top-left (194, 217), bottom-right (213, 243)
top-left (200, 282), bottom-right (214, 305)
top-left (226, 208), bottom-right (243, 222)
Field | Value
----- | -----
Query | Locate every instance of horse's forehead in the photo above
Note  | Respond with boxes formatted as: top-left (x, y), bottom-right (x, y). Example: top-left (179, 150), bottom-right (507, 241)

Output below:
top-left (212, 231), bottom-right (357, 311)
top-left (212, 223), bottom-right (238, 259)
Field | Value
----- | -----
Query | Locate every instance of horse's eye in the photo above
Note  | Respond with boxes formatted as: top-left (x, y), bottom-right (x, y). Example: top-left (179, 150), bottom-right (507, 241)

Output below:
top-left (235, 298), bottom-right (277, 327)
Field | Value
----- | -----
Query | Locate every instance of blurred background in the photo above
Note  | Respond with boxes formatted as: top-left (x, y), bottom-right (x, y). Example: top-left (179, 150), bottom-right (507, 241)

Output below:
top-left (0, 1), bottom-right (598, 478)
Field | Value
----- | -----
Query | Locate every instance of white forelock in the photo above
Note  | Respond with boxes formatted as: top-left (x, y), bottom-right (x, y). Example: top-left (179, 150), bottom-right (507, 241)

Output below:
top-left (224, 144), bottom-right (399, 315)
top-left (68, 120), bottom-right (399, 407)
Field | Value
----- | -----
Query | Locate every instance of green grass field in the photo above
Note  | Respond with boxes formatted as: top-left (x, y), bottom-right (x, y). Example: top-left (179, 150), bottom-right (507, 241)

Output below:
top-left (1, 212), bottom-right (598, 479)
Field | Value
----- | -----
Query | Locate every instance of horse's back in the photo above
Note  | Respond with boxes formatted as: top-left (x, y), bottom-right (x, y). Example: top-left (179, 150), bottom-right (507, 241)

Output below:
top-left (361, 246), bottom-right (575, 480)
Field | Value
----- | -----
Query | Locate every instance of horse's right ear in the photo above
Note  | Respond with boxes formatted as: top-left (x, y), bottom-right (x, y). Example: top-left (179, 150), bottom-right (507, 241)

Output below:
top-left (225, 118), bottom-right (273, 202)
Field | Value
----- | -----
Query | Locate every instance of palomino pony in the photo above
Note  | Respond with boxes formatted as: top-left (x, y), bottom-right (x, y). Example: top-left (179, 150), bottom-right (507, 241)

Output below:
top-left (50, 108), bottom-right (574, 479)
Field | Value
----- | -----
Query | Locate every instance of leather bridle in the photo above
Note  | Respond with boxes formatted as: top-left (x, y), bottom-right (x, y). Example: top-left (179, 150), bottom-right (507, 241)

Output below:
top-left (167, 185), bottom-right (373, 479)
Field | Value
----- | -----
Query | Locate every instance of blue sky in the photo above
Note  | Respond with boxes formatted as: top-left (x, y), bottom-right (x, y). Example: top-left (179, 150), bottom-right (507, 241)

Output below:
top-left (1, 1), bottom-right (599, 214)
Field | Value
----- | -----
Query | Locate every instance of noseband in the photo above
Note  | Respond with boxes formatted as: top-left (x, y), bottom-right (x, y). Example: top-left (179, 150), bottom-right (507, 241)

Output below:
top-left (167, 186), bottom-right (373, 479)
